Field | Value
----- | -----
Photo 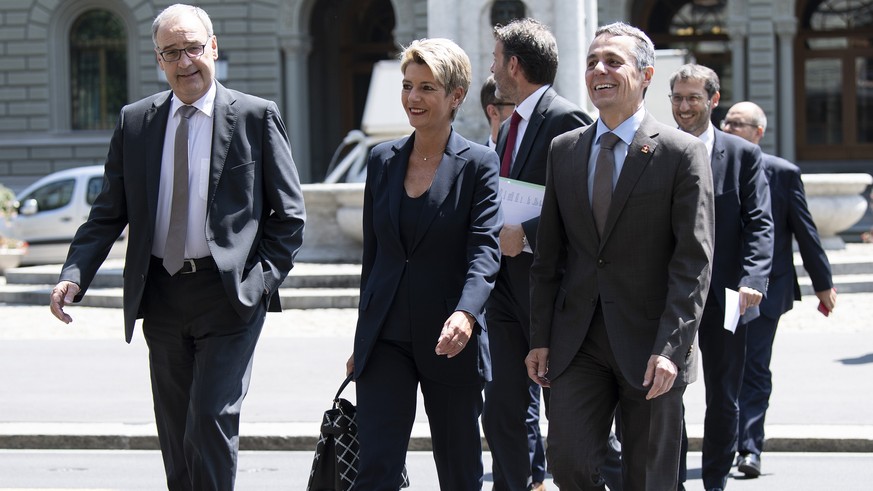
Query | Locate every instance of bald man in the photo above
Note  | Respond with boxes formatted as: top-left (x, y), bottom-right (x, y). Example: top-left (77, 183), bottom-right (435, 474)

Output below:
top-left (722, 101), bottom-right (836, 478)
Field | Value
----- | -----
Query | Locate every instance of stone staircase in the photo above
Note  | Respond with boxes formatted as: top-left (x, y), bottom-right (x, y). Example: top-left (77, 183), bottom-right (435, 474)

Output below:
top-left (797, 243), bottom-right (873, 294)
top-left (0, 260), bottom-right (362, 309)
top-left (1, 243), bottom-right (871, 309)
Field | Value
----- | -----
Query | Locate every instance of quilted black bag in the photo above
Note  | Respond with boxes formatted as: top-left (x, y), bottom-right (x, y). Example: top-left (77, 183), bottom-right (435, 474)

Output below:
top-left (307, 374), bottom-right (409, 490)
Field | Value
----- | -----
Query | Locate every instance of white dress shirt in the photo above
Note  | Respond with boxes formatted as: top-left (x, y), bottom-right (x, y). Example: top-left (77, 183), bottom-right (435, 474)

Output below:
top-left (152, 82), bottom-right (215, 260)
top-left (587, 106), bottom-right (646, 205)
top-left (504, 84), bottom-right (550, 166)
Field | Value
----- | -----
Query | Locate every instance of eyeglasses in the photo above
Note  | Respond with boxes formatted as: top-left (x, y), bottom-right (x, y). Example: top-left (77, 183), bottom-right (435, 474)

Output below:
top-left (158, 44), bottom-right (207, 63)
top-left (720, 120), bottom-right (759, 130)
top-left (668, 94), bottom-right (706, 107)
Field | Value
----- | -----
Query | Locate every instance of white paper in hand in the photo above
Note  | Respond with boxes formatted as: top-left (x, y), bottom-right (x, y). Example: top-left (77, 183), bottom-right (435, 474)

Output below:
top-left (723, 288), bottom-right (740, 333)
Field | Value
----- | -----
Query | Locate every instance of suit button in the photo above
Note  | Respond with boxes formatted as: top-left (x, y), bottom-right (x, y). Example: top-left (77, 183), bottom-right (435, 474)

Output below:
top-left (597, 259), bottom-right (605, 267)
top-left (590, 298), bottom-right (596, 305)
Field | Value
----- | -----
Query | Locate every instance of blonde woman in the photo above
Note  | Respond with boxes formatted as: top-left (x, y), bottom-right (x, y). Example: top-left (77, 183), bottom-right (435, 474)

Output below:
top-left (346, 38), bottom-right (502, 490)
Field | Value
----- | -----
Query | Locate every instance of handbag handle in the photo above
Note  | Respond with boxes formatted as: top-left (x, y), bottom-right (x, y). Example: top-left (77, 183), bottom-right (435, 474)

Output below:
top-left (334, 373), bottom-right (353, 402)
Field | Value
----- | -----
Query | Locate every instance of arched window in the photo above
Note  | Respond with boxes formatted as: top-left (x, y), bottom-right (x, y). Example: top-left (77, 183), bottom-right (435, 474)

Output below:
top-left (796, 0), bottom-right (873, 160)
top-left (636, 0), bottom-right (731, 122)
top-left (491, 0), bottom-right (526, 27)
top-left (70, 9), bottom-right (127, 130)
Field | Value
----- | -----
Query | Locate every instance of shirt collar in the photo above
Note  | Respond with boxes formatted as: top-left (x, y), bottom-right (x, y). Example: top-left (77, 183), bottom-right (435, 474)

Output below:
top-left (171, 81), bottom-right (216, 118)
top-left (595, 106), bottom-right (646, 147)
top-left (514, 84), bottom-right (551, 122)
top-left (699, 122), bottom-right (715, 158)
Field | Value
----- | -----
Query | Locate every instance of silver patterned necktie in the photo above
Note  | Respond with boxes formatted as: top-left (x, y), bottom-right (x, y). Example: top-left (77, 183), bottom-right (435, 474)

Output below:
top-left (163, 105), bottom-right (197, 275)
top-left (592, 132), bottom-right (620, 237)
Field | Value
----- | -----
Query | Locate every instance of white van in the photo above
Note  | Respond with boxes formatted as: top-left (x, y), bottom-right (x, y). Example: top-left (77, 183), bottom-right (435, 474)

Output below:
top-left (10, 165), bottom-right (126, 265)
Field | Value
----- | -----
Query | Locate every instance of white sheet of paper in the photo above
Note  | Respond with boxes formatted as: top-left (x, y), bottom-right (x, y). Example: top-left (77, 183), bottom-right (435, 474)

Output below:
top-left (723, 288), bottom-right (741, 333)
top-left (499, 178), bottom-right (545, 254)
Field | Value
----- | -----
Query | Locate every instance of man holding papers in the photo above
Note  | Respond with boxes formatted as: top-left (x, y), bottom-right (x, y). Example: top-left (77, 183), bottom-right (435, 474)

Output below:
top-left (483, 18), bottom-right (591, 491)
top-left (670, 65), bottom-right (774, 491)
top-left (723, 101), bottom-right (836, 479)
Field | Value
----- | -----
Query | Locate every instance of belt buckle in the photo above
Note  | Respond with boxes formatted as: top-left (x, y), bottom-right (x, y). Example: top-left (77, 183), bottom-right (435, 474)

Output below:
top-left (181, 258), bottom-right (197, 274)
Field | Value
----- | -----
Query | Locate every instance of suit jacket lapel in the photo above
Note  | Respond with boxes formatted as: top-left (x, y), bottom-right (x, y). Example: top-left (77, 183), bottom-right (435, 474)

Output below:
top-left (411, 131), bottom-right (468, 251)
top-left (510, 88), bottom-right (555, 179)
top-left (386, 136), bottom-right (412, 246)
top-left (144, 92), bottom-right (172, 240)
top-left (572, 126), bottom-right (597, 236)
top-left (601, 115), bottom-right (659, 244)
top-left (710, 129), bottom-right (727, 193)
top-left (209, 82), bottom-right (237, 208)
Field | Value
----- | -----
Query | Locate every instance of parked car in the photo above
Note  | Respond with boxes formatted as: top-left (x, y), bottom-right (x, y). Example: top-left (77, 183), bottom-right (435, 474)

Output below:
top-left (323, 60), bottom-right (412, 183)
top-left (9, 165), bottom-right (126, 265)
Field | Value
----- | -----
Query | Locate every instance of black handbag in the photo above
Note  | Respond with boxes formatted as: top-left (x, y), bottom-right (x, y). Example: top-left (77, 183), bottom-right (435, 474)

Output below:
top-left (307, 374), bottom-right (410, 490)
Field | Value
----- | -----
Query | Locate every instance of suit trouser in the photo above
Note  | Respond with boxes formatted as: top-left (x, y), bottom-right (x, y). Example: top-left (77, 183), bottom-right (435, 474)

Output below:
top-left (483, 271), bottom-right (546, 491)
top-left (682, 294), bottom-right (749, 490)
top-left (141, 261), bottom-right (265, 491)
top-left (354, 340), bottom-right (484, 491)
top-left (527, 380), bottom-right (547, 484)
top-left (738, 313), bottom-right (780, 457)
top-left (547, 308), bottom-right (684, 491)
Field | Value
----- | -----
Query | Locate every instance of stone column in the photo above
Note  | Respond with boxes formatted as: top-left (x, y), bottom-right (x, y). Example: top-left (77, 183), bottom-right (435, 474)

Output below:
top-left (727, 17), bottom-right (747, 102)
top-left (279, 34), bottom-right (313, 183)
top-left (775, 16), bottom-right (797, 162)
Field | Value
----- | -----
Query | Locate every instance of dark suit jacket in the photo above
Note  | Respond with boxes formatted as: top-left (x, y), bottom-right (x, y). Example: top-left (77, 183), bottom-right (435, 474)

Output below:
top-left (492, 87), bottom-right (591, 322)
top-left (352, 131), bottom-right (502, 385)
top-left (530, 114), bottom-right (714, 389)
top-left (709, 130), bottom-right (773, 322)
top-left (60, 82), bottom-right (306, 342)
top-left (760, 153), bottom-right (832, 319)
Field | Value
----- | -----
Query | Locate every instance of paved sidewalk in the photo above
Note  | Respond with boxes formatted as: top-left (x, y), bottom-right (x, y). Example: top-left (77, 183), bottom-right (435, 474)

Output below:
top-left (2, 283), bottom-right (872, 452)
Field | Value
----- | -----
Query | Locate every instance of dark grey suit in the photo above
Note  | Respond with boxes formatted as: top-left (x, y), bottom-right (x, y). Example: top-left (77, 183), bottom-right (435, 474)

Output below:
top-left (483, 87), bottom-right (591, 490)
top-left (60, 82), bottom-right (305, 489)
top-left (530, 114), bottom-right (714, 490)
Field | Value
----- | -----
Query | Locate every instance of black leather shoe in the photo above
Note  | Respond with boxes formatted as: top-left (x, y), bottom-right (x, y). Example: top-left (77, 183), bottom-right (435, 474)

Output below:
top-left (738, 453), bottom-right (762, 477)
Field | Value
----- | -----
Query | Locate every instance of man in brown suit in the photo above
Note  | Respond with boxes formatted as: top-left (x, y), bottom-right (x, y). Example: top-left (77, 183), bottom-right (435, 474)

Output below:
top-left (527, 22), bottom-right (714, 490)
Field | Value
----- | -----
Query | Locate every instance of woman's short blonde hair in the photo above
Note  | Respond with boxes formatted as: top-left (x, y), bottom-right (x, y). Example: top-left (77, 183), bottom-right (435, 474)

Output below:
top-left (400, 38), bottom-right (472, 116)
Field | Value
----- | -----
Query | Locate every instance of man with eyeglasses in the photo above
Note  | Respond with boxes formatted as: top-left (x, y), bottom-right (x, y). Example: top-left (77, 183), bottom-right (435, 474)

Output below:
top-left (49, 4), bottom-right (306, 489)
top-left (480, 75), bottom-right (516, 150)
top-left (723, 101), bottom-right (836, 479)
top-left (669, 64), bottom-right (774, 491)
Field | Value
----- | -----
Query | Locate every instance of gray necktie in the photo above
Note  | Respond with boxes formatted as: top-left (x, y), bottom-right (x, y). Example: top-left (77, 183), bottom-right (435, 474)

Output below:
top-left (592, 132), bottom-right (620, 237)
top-left (164, 105), bottom-right (197, 275)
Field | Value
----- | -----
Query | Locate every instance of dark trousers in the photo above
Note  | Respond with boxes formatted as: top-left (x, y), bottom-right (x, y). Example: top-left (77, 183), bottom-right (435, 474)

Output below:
top-left (738, 313), bottom-right (780, 457)
top-left (354, 340), bottom-right (484, 491)
top-left (547, 308), bottom-right (684, 491)
top-left (141, 261), bottom-right (265, 491)
top-left (483, 271), bottom-right (546, 491)
top-left (681, 294), bottom-right (749, 490)
top-left (527, 380), bottom-right (547, 484)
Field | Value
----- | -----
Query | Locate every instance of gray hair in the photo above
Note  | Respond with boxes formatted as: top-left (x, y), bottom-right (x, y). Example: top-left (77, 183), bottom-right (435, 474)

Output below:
top-left (152, 4), bottom-right (214, 48)
top-left (594, 22), bottom-right (655, 72)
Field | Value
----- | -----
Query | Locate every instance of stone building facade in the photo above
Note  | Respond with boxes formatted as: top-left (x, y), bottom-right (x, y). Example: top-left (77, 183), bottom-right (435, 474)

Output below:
top-left (0, 0), bottom-right (869, 190)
